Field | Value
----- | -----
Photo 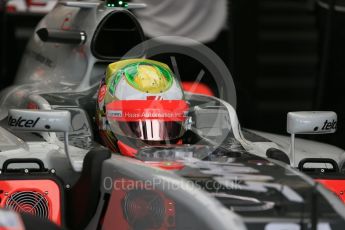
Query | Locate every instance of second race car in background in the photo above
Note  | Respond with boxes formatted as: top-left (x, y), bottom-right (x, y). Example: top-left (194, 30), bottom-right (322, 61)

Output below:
top-left (5, 0), bottom-right (57, 14)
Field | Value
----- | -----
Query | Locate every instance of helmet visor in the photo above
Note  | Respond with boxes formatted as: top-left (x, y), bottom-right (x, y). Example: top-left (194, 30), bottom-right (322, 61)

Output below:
top-left (106, 100), bottom-right (189, 141)
top-left (115, 120), bottom-right (185, 141)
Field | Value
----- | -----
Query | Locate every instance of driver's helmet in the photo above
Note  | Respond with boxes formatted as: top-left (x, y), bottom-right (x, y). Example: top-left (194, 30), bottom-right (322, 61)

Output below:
top-left (96, 59), bottom-right (189, 156)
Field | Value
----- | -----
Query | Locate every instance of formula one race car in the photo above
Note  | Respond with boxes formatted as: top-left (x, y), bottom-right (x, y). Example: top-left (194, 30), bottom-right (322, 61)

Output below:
top-left (1, 1), bottom-right (345, 230)
top-left (5, 0), bottom-right (57, 14)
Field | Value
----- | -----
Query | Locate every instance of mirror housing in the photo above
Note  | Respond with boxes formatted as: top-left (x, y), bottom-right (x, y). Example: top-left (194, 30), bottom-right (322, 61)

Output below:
top-left (8, 109), bottom-right (71, 132)
top-left (287, 111), bottom-right (337, 135)
top-left (7, 109), bottom-right (78, 171)
top-left (286, 111), bottom-right (337, 168)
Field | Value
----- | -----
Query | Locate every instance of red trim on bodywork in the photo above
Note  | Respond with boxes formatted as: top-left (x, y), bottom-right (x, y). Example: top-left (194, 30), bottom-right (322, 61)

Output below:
top-left (117, 140), bottom-right (138, 157)
top-left (6, 6), bottom-right (17, 13)
top-left (144, 161), bottom-right (185, 171)
top-left (25, 0), bottom-right (47, 7)
top-left (182, 82), bottom-right (214, 96)
top-left (317, 179), bottom-right (345, 203)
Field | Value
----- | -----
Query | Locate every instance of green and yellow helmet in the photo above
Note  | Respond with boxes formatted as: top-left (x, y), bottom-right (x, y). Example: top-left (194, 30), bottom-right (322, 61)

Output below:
top-left (96, 59), bottom-right (188, 156)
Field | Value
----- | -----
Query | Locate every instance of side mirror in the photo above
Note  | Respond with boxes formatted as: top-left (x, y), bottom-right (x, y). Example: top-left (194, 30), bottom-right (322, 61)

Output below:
top-left (287, 111), bottom-right (337, 135)
top-left (8, 109), bottom-right (78, 171)
top-left (8, 109), bottom-right (71, 132)
top-left (287, 111), bottom-right (337, 167)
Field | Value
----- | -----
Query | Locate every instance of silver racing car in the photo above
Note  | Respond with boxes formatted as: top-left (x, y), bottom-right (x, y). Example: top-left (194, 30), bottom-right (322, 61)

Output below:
top-left (0, 1), bottom-right (345, 230)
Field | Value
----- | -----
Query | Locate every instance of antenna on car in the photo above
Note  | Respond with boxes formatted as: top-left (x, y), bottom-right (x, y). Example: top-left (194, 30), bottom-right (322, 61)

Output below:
top-left (311, 183), bottom-right (319, 230)
top-left (105, 0), bottom-right (146, 9)
top-left (60, 0), bottom-right (146, 9)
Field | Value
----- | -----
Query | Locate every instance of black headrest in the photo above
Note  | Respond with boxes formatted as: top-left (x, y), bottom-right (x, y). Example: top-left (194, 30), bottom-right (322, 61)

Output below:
top-left (67, 147), bottom-right (111, 230)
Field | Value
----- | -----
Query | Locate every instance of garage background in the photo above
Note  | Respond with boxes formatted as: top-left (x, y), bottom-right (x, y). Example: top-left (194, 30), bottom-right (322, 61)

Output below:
top-left (1, 0), bottom-right (344, 149)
